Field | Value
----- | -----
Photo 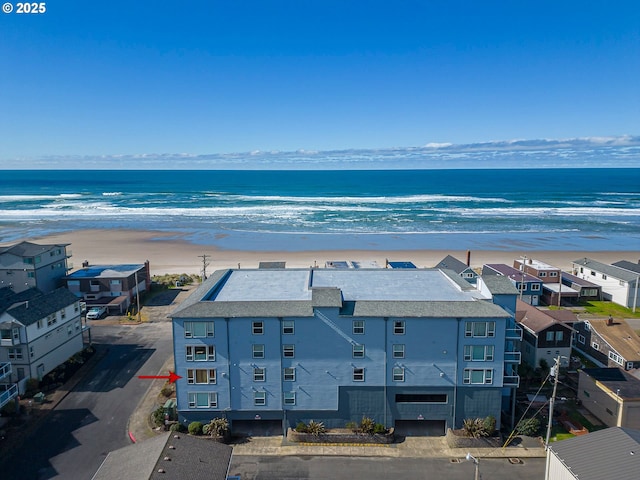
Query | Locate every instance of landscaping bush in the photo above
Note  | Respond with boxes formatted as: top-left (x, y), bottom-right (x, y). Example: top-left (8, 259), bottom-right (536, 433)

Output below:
top-left (203, 417), bottom-right (229, 437)
top-left (461, 416), bottom-right (496, 438)
top-left (482, 415), bottom-right (496, 436)
top-left (359, 416), bottom-right (375, 434)
top-left (170, 422), bottom-right (187, 433)
top-left (24, 378), bottom-right (40, 398)
top-left (373, 423), bottom-right (387, 434)
top-left (345, 421), bottom-right (358, 432)
top-left (306, 420), bottom-right (326, 436)
top-left (152, 406), bottom-right (166, 427)
top-left (188, 421), bottom-right (203, 435)
top-left (295, 421), bottom-right (308, 433)
top-left (160, 384), bottom-right (174, 398)
top-left (516, 417), bottom-right (541, 436)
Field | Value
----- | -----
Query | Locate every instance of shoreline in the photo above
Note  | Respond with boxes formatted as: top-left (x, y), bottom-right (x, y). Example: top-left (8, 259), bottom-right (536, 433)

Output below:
top-left (10, 228), bottom-right (637, 276)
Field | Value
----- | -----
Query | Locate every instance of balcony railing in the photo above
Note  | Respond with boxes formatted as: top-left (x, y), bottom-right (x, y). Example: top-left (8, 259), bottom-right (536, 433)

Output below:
top-left (503, 375), bottom-right (520, 387)
top-left (0, 383), bottom-right (18, 410)
top-left (0, 362), bottom-right (11, 380)
top-left (505, 326), bottom-right (523, 340)
top-left (504, 351), bottom-right (522, 363)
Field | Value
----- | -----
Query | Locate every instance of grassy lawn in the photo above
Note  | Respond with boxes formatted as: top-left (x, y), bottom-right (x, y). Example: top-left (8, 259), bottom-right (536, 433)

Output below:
top-left (576, 301), bottom-right (640, 319)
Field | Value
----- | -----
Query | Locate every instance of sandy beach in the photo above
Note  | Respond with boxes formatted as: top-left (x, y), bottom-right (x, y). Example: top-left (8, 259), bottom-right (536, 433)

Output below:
top-left (11, 229), bottom-right (637, 277)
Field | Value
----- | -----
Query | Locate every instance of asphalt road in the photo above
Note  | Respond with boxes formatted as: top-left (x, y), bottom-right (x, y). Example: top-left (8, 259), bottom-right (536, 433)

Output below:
top-left (1, 322), bottom-right (173, 480)
top-left (229, 456), bottom-right (546, 480)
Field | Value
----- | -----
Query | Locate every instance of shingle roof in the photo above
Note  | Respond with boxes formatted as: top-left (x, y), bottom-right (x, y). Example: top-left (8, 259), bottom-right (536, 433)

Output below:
top-left (613, 260), bottom-right (640, 275)
top-left (435, 255), bottom-right (470, 274)
top-left (0, 287), bottom-right (41, 315)
top-left (549, 427), bottom-right (640, 480)
top-left (0, 241), bottom-right (68, 257)
top-left (515, 300), bottom-right (573, 335)
top-left (572, 258), bottom-right (639, 282)
top-left (589, 318), bottom-right (640, 362)
top-left (480, 275), bottom-right (519, 295)
top-left (5, 288), bottom-right (78, 326)
top-left (482, 264), bottom-right (541, 283)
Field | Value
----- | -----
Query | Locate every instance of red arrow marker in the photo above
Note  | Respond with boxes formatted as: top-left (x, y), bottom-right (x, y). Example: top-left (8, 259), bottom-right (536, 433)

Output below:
top-left (138, 371), bottom-right (182, 383)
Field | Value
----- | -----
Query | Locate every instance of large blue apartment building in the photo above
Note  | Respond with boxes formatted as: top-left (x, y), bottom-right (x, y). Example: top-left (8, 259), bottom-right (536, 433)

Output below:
top-left (170, 268), bottom-right (521, 436)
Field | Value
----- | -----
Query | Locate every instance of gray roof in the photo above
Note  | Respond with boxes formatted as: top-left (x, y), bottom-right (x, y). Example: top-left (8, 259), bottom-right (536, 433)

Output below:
top-left (0, 287), bottom-right (42, 315)
top-left (482, 264), bottom-right (542, 283)
top-left (0, 241), bottom-right (69, 257)
top-left (480, 275), bottom-right (519, 295)
top-left (171, 268), bottom-right (509, 319)
top-left (613, 260), bottom-right (640, 275)
top-left (434, 255), bottom-right (473, 275)
top-left (5, 288), bottom-right (79, 326)
top-left (580, 368), bottom-right (640, 400)
top-left (572, 258), bottom-right (639, 282)
top-left (67, 264), bottom-right (145, 279)
top-left (549, 427), bottom-right (640, 480)
top-left (92, 432), bottom-right (232, 480)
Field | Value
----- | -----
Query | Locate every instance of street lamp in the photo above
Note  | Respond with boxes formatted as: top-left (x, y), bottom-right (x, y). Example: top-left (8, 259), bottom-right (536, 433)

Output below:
top-left (466, 452), bottom-right (479, 480)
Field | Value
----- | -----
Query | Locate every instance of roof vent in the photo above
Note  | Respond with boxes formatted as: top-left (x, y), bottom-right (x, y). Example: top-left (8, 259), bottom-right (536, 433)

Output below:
top-left (163, 456), bottom-right (171, 461)
top-left (168, 445), bottom-right (175, 449)
top-left (157, 468), bottom-right (165, 473)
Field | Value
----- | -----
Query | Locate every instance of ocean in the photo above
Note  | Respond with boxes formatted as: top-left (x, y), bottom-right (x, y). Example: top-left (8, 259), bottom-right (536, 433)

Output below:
top-left (0, 169), bottom-right (638, 252)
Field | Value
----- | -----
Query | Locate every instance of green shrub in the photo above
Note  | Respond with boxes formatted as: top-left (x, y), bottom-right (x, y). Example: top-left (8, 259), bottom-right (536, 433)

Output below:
top-left (516, 417), bottom-right (541, 436)
top-left (152, 406), bottom-right (166, 427)
top-left (306, 420), bottom-right (326, 436)
top-left (345, 421), bottom-right (358, 432)
top-left (160, 384), bottom-right (174, 398)
top-left (24, 378), bottom-right (40, 398)
top-left (359, 416), bottom-right (375, 434)
top-left (482, 415), bottom-right (496, 436)
top-left (203, 417), bottom-right (229, 437)
top-left (170, 422), bottom-right (187, 433)
top-left (295, 421), bottom-right (308, 433)
top-left (188, 421), bottom-right (203, 435)
top-left (373, 423), bottom-right (387, 434)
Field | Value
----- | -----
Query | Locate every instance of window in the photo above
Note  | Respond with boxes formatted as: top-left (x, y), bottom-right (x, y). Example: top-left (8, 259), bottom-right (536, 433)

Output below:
top-left (67, 325), bottom-right (73, 335)
top-left (254, 391), bottom-right (266, 406)
top-left (578, 334), bottom-right (586, 344)
top-left (602, 274), bottom-right (607, 280)
top-left (283, 392), bottom-right (296, 406)
top-left (393, 321), bottom-right (405, 335)
top-left (283, 344), bottom-right (295, 358)
top-left (61, 309), bottom-right (66, 319)
top-left (392, 344), bottom-right (405, 359)
top-left (186, 345), bottom-right (215, 361)
top-left (531, 284), bottom-right (541, 291)
top-left (252, 321), bottom-right (264, 335)
top-left (396, 394), bottom-right (447, 403)
top-left (188, 392), bottom-right (217, 409)
top-left (556, 331), bottom-right (564, 341)
top-left (184, 321), bottom-right (214, 338)
top-left (0, 330), bottom-right (10, 340)
top-left (187, 369), bottom-right (216, 384)
top-left (252, 344), bottom-right (265, 359)
top-left (393, 366), bottom-right (405, 382)
top-left (539, 272), bottom-right (547, 277)
top-left (627, 362), bottom-right (634, 370)
top-left (282, 320), bottom-right (294, 335)
top-left (609, 351), bottom-right (624, 366)
top-left (352, 344), bottom-right (365, 358)
top-left (110, 279), bottom-right (121, 285)
top-left (592, 342), bottom-right (599, 351)
top-left (283, 367), bottom-right (296, 382)
top-left (517, 282), bottom-right (525, 291)
top-left (74, 302), bottom-right (79, 312)
top-left (550, 272), bottom-right (558, 277)
top-left (463, 345), bottom-right (494, 361)
top-left (253, 367), bottom-right (266, 382)
top-left (75, 321), bottom-right (80, 331)
top-left (353, 367), bottom-right (365, 382)
top-left (465, 322), bottom-right (495, 338)
top-left (8, 348), bottom-right (23, 360)
top-left (546, 331), bottom-right (555, 342)
top-left (463, 369), bottom-right (493, 384)
top-left (353, 320), bottom-right (364, 335)
top-left (590, 271), bottom-right (596, 276)
top-left (47, 315), bottom-right (57, 327)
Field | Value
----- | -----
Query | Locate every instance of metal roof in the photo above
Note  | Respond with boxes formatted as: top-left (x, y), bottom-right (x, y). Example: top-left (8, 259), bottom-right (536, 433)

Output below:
top-left (549, 427), bottom-right (640, 480)
top-left (67, 264), bottom-right (145, 279)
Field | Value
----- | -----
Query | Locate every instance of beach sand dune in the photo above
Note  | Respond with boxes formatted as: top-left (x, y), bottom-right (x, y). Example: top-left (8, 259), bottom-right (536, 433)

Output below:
top-left (13, 229), bottom-right (637, 277)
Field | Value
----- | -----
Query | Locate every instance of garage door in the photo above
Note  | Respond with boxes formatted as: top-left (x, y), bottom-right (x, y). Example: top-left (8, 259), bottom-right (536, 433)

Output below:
top-left (232, 420), bottom-right (282, 437)
top-left (394, 420), bottom-right (446, 436)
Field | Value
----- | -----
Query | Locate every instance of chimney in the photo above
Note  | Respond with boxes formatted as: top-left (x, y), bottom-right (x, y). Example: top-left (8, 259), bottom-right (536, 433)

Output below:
top-left (466, 250), bottom-right (471, 267)
top-left (607, 315), bottom-right (614, 326)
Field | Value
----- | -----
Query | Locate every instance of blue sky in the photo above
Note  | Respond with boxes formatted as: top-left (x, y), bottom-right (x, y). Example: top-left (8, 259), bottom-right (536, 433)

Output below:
top-left (1, 1), bottom-right (639, 167)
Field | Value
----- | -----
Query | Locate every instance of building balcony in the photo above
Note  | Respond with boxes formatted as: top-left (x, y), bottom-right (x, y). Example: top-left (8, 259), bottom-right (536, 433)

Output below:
top-left (0, 362), bottom-right (11, 381)
top-left (1, 338), bottom-right (19, 347)
top-left (505, 326), bottom-right (523, 341)
top-left (503, 375), bottom-right (520, 387)
top-left (504, 351), bottom-right (522, 364)
top-left (0, 383), bottom-right (18, 410)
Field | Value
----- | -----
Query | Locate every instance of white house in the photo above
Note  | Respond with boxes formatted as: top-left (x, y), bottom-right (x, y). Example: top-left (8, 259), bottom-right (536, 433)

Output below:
top-left (571, 258), bottom-right (640, 310)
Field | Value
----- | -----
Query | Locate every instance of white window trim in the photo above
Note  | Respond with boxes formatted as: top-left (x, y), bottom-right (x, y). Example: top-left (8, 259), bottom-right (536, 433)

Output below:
top-left (283, 344), bottom-right (295, 358)
top-left (254, 391), bottom-right (266, 406)
top-left (392, 344), bottom-right (405, 359)
top-left (252, 321), bottom-right (264, 335)
top-left (283, 391), bottom-right (296, 406)
top-left (353, 367), bottom-right (365, 382)
top-left (392, 366), bottom-right (405, 382)
top-left (252, 344), bottom-right (265, 359)
top-left (283, 367), bottom-right (296, 382)
top-left (393, 321), bottom-right (405, 335)
top-left (352, 344), bottom-right (365, 358)
top-left (253, 367), bottom-right (266, 382)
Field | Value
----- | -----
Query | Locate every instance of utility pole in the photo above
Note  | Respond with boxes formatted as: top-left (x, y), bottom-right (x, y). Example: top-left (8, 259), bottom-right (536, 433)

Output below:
top-left (198, 254), bottom-right (211, 280)
top-left (545, 355), bottom-right (561, 449)
top-left (135, 270), bottom-right (141, 323)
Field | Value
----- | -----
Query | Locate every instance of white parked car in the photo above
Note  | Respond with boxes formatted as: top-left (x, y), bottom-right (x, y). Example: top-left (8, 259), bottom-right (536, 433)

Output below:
top-left (86, 306), bottom-right (107, 320)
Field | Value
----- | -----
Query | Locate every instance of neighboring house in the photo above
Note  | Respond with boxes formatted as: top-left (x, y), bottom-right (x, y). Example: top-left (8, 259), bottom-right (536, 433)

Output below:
top-left (545, 427), bottom-right (640, 480)
top-left (0, 241), bottom-right (72, 294)
top-left (325, 260), bottom-right (380, 268)
top-left (385, 260), bottom-right (417, 269)
top-left (170, 268), bottom-right (522, 437)
top-left (561, 272), bottom-right (602, 302)
top-left (0, 287), bottom-right (84, 392)
top-left (578, 368), bottom-right (640, 430)
top-left (482, 264), bottom-right (543, 306)
top-left (571, 258), bottom-right (640, 309)
top-left (573, 318), bottom-right (640, 371)
top-left (91, 431), bottom-right (233, 480)
top-left (435, 255), bottom-right (478, 284)
top-left (513, 257), bottom-right (561, 283)
top-left (515, 300), bottom-right (573, 369)
top-left (65, 262), bottom-right (151, 315)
